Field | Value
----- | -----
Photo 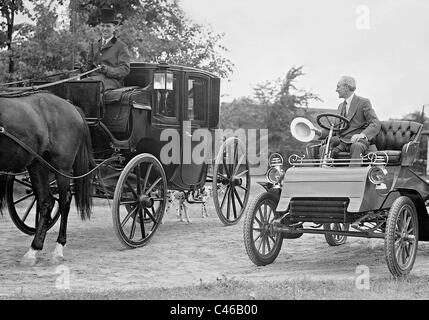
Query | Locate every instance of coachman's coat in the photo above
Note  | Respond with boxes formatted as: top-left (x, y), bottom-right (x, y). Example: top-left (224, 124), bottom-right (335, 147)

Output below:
top-left (86, 36), bottom-right (131, 90)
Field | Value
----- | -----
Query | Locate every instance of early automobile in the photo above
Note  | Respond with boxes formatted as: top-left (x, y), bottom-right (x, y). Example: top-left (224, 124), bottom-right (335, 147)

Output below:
top-left (243, 112), bottom-right (429, 278)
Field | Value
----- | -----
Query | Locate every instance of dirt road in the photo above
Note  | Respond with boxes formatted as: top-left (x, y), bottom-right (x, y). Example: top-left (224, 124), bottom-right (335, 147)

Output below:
top-left (1, 181), bottom-right (429, 297)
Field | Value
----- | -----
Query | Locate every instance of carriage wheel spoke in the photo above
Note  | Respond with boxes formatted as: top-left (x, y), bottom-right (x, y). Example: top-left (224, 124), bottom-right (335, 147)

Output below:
top-left (220, 186), bottom-right (230, 210)
top-left (121, 206), bottom-right (138, 228)
top-left (135, 165), bottom-right (142, 195)
top-left (139, 210), bottom-right (146, 239)
top-left (231, 187), bottom-right (237, 219)
top-left (125, 180), bottom-right (138, 199)
top-left (234, 154), bottom-right (246, 176)
top-left (22, 198), bottom-right (36, 223)
top-left (235, 169), bottom-right (249, 178)
top-left (233, 188), bottom-right (243, 208)
top-left (144, 208), bottom-right (157, 224)
top-left (14, 178), bottom-right (32, 188)
top-left (129, 210), bottom-right (138, 239)
top-left (145, 178), bottom-right (162, 196)
top-left (237, 185), bottom-right (248, 192)
top-left (222, 154), bottom-right (231, 178)
top-left (142, 163), bottom-right (153, 194)
top-left (14, 193), bottom-right (35, 205)
top-left (226, 187), bottom-right (231, 220)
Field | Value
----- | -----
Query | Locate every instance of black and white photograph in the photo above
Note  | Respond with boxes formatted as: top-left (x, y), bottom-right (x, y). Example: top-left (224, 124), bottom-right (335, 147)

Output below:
top-left (1, 0), bottom-right (429, 305)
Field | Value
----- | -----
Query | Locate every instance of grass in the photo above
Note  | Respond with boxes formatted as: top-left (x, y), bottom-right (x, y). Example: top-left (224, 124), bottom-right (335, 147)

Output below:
top-left (3, 274), bottom-right (429, 300)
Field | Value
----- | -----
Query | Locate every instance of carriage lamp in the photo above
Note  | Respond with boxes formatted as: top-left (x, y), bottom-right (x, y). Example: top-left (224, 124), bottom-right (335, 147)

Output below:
top-left (153, 70), bottom-right (174, 91)
top-left (269, 153), bottom-right (284, 168)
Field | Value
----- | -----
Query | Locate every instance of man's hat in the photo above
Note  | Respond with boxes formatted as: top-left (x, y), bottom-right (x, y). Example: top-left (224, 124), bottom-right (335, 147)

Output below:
top-left (100, 8), bottom-right (119, 25)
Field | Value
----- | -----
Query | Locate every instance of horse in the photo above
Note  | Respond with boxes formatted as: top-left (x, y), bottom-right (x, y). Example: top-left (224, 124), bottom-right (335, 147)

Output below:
top-left (0, 90), bottom-right (94, 266)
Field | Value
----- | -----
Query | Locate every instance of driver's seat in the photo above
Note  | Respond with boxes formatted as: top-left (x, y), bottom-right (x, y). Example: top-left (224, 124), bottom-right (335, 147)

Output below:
top-left (336, 120), bottom-right (423, 166)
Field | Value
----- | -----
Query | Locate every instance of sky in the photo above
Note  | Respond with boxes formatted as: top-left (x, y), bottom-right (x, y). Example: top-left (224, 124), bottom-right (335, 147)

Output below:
top-left (180, 0), bottom-right (429, 120)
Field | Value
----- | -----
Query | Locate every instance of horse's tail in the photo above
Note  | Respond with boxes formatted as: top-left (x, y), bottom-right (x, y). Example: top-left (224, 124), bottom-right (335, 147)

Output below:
top-left (0, 175), bottom-right (8, 215)
top-left (73, 108), bottom-right (94, 220)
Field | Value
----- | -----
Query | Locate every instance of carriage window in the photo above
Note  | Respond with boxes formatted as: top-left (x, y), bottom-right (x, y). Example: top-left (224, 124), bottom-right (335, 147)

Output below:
top-left (187, 77), bottom-right (207, 121)
top-left (155, 77), bottom-right (177, 118)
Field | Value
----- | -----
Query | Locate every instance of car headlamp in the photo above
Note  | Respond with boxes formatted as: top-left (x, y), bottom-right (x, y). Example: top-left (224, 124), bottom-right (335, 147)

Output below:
top-left (267, 167), bottom-right (282, 183)
top-left (369, 166), bottom-right (387, 185)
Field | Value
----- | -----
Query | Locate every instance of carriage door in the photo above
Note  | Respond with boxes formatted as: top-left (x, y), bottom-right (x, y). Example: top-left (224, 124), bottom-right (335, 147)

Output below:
top-left (181, 74), bottom-right (210, 186)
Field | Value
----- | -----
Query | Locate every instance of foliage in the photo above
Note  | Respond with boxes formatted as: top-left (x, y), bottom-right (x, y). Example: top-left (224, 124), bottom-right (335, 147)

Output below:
top-left (219, 66), bottom-right (322, 168)
top-left (1, 0), bottom-right (234, 82)
top-left (264, 66), bottom-right (323, 163)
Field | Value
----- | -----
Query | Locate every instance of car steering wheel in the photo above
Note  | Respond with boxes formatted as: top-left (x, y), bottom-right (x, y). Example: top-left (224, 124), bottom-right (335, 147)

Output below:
top-left (316, 113), bottom-right (350, 133)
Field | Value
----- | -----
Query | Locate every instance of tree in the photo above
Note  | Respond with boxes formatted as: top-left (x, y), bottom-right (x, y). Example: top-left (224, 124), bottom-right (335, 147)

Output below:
top-left (70, 0), bottom-right (234, 78)
top-left (260, 66), bottom-right (323, 163)
top-left (0, 0), bottom-right (27, 74)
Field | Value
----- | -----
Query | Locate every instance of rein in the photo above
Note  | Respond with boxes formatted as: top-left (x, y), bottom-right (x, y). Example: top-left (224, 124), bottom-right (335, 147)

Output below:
top-left (0, 125), bottom-right (121, 179)
top-left (0, 67), bottom-right (101, 96)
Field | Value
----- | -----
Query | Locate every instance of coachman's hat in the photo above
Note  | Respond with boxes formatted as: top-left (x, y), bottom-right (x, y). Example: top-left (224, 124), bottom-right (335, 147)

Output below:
top-left (100, 8), bottom-right (119, 24)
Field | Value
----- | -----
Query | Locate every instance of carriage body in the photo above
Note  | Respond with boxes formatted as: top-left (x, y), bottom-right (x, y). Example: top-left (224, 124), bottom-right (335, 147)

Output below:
top-left (67, 62), bottom-right (221, 191)
top-left (5, 62), bottom-right (250, 248)
top-left (244, 119), bottom-right (429, 278)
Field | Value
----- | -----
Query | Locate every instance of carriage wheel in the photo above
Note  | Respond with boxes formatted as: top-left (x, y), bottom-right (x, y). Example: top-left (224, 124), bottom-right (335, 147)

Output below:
top-left (112, 154), bottom-right (167, 248)
top-left (323, 223), bottom-right (349, 246)
top-left (212, 137), bottom-right (250, 226)
top-left (6, 173), bottom-right (60, 235)
top-left (384, 196), bottom-right (419, 278)
top-left (243, 192), bottom-right (283, 266)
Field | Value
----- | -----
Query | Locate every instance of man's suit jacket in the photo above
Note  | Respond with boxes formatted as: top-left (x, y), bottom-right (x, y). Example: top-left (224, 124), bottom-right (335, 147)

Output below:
top-left (86, 36), bottom-right (131, 89)
top-left (321, 94), bottom-right (381, 144)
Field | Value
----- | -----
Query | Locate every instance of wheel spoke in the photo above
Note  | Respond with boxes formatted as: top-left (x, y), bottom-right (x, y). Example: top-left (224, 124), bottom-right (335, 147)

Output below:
top-left (129, 210), bottom-right (138, 239)
top-left (14, 178), bottom-right (32, 188)
top-left (258, 208), bottom-right (264, 223)
top-left (139, 209), bottom-right (146, 239)
top-left (234, 154), bottom-right (246, 176)
top-left (13, 193), bottom-right (35, 205)
top-left (145, 178), bottom-right (162, 196)
top-left (226, 187), bottom-right (231, 220)
top-left (121, 206), bottom-right (138, 228)
top-left (266, 236), bottom-right (272, 252)
top-left (222, 153), bottom-right (231, 178)
top-left (22, 198), bottom-right (36, 223)
top-left (237, 185), bottom-right (248, 192)
top-left (135, 165), bottom-right (142, 195)
top-left (253, 232), bottom-right (262, 242)
top-left (254, 215), bottom-right (263, 227)
top-left (220, 186), bottom-right (230, 210)
top-left (395, 243), bottom-right (402, 263)
top-left (233, 188), bottom-right (244, 208)
top-left (142, 163), bottom-right (153, 194)
top-left (235, 170), bottom-right (249, 178)
top-left (125, 180), bottom-right (138, 198)
top-left (144, 208), bottom-right (157, 224)
top-left (231, 187), bottom-right (237, 219)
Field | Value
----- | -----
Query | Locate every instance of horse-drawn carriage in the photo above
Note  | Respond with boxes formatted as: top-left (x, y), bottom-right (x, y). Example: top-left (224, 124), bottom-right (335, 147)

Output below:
top-left (243, 112), bottom-right (429, 278)
top-left (0, 62), bottom-right (250, 258)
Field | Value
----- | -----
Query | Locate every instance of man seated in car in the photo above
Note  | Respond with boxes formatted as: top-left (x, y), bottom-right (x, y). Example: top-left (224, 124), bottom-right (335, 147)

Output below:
top-left (314, 76), bottom-right (381, 166)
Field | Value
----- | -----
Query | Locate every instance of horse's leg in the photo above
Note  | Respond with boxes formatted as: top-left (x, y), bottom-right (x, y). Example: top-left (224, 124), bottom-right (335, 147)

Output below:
top-left (21, 163), bottom-right (55, 266)
top-left (52, 174), bottom-right (72, 263)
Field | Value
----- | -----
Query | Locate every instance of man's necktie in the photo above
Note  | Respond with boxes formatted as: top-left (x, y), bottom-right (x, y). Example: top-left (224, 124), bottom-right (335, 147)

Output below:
top-left (339, 101), bottom-right (347, 130)
top-left (341, 101), bottom-right (347, 117)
